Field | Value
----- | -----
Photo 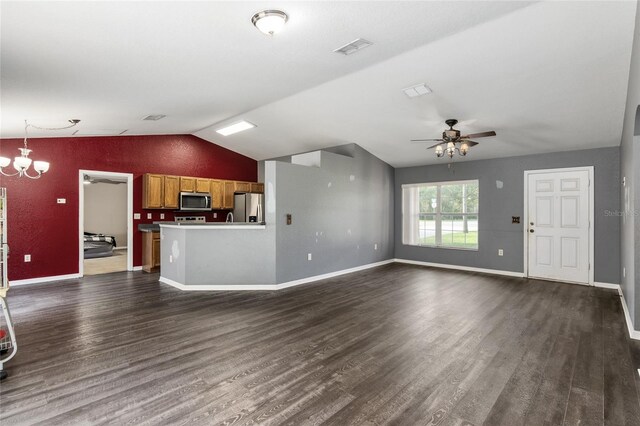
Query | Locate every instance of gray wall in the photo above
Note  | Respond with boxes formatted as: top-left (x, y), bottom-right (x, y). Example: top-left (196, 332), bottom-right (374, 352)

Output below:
top-left (395, 147), bottom-right (620, 283)
top-left (620, 1), bottom-right (640, 327)
top-left (84, 182), bottom-right (128, 247)
top-left (272, 144), bottom-right (395, 283)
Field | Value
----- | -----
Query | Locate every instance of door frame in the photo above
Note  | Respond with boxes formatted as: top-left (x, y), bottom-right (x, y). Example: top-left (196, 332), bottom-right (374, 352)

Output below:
top-left (78, 170), bottom-right (134, 276)
top-left (523, 166), bottom-right (594, 286)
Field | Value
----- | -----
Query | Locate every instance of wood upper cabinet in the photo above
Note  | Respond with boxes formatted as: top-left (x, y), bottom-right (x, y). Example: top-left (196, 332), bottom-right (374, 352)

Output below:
top-left (163, 175), bottom-right (180, 209)
top-left (196, 178), bottom-right (210, 193)
top-left (180, 177), bottom-right (195, 193)
top-left (209, 180), bottom-right (224, 209)
top-left (143, 174), bottom-right (164, 209)
top-left (234, 181), bottom-right (251, 193)
top-left (250, 183), bottom-right (264, 193)
top-left (223, 181), bottom-right (235, 209)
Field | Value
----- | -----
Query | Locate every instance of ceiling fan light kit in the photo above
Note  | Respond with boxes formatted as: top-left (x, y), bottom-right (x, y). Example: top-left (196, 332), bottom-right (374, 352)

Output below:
top-left (412, 118), bottom-right (496, 160)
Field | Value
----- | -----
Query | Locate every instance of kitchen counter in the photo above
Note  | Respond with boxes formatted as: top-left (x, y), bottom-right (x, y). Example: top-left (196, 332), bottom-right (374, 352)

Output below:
top-left (159, 222), bottom-right (266, 230)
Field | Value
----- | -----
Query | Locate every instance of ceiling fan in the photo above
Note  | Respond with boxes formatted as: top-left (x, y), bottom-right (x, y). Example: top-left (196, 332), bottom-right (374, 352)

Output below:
top-left (412, 119), bottom-right (496, 158)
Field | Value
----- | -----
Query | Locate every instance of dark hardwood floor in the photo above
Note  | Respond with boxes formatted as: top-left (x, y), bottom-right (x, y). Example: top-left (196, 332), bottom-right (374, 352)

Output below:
top-left (1, 263), bottom-right (639, 425)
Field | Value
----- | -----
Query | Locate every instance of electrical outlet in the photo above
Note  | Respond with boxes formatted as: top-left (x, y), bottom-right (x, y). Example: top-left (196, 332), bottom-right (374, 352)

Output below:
top-left (134, 213), bottom-right (141, 220)
top-left (57, 198), bottom-right (66, 204)
top-left (24, 254), bottom-right (31, 262)
top-left (623, 267), bottom-right (626, 278)
top-left (147, 213), bottom-right (152, 219)
top-left (169, 255), bottom-right (173, 263)
top-left (498, 249), bottom-right (504, 256)
top-left (213, 212), bottom-right (217, 219)
top-left (307, 253), bottom-right (312, 261)
top-left (374, 243), bottom-right (378, 250)
top-left (160, 213), bottom-right (165, 220)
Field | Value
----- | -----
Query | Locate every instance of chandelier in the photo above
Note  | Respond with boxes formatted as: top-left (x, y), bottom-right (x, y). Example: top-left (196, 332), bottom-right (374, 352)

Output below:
top-left (0, 119), bottom-right (80, 179)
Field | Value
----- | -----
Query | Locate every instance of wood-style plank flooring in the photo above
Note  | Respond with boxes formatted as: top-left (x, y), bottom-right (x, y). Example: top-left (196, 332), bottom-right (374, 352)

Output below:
top-left (1, 263), bottom-right (639, 425)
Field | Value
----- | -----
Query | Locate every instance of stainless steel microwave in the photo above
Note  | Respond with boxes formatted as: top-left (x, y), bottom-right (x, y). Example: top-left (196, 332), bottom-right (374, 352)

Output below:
top-left (179, 192), bottom-right (212, 211)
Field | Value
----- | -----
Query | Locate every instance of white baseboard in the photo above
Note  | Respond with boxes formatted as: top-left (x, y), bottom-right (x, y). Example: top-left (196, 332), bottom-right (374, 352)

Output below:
top-left (394, 258), bottom-right (525, 278)
top-left (10, 273), bottom-right (82, 286)
top-left (113, 246), bottom-right (128, 251)
top-left (159, 259), bottom-right (396, 291)
top-left (132, 266), bottom-right (143, 271)
top-left (594, 281), bottom-right (621, 290)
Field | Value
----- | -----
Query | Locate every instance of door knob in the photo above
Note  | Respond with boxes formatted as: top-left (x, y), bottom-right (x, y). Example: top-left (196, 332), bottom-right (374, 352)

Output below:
top-left (529, 229), bottom-right (534, 233)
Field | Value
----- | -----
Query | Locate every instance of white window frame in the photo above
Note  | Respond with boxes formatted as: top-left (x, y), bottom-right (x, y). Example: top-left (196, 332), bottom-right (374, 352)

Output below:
top-left (402, 179), bottom-right (479, 251)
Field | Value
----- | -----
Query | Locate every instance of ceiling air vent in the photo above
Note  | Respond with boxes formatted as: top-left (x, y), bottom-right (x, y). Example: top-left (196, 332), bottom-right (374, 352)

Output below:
top-left (333, 38), bottom-right (372, 55)
top-left (143, 114), bottom-right (166, 121)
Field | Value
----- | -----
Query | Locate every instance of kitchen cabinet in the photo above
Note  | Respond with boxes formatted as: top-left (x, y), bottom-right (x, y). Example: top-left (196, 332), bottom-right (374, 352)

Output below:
top-left (142, 231), bottom-right (160, 273)
top-left (142, 173), bottom-right (261, 210)
top-left (143, 174), bottom-right (164, 209)
top-left (180, 177), bottom-right (195, 192)
top-left (163, 175), bottom-right (180, 209)
top-left (250, 183), bottom-right (264, 193)
top-left (223, 181), bottom-right (235, 209)
top-left (210, 180), bottom-right (224, 209)
top-left (234, 181), bottom-right (251, 193)
top-left (196, 178), bottom-right (210, 193)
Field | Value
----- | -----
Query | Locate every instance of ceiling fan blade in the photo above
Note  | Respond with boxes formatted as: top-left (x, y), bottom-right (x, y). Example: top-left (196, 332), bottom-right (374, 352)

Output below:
top-left (462, 131), bottom-right (496, 139)
top-left (463, 140), bottom-right (479, 147)
top-left (411, 138), bottom-right (443, 142)
top-left (426, 143), bottom-right (444, 149)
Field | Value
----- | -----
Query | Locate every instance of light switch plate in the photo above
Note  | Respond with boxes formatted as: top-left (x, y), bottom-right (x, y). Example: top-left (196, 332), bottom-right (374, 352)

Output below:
top-left (134, 213), bottom-right (141, 220)
top-left (57, 198), bottom-right (66, 204)
top-left (307, 253), bottom-right (312, 261)
top-left (24, 254), bottom-right (31, 262)
top-left (160, 213), bottom-right (165, 220)
top-left (498, 249), bottom-right (504, 256)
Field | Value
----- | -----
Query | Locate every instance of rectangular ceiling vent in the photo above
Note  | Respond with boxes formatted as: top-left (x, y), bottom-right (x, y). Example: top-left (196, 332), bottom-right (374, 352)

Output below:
top-left (143, 114), bottom-right (166, 121)
top-left (403, 83), bottom-right (432, 98)
top-left (333, 38), bottom-right (372, 56)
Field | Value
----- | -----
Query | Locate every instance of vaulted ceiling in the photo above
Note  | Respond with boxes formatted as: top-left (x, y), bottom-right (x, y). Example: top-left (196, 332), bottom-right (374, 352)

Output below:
top-left (1, 1), bottom-right (636, 167)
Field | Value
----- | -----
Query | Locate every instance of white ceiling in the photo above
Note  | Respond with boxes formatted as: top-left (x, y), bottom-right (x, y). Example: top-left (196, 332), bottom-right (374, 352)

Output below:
top-left (1, 1), bottom-right (637, 167)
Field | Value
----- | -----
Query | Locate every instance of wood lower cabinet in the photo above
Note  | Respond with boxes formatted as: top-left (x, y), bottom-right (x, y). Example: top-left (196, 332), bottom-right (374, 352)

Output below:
top-left (164, 175), bottom-right (180, 209)
top-left (250, 183), bottom-right (264, 193)
top-left (142, 231), bottom-right (160, 273)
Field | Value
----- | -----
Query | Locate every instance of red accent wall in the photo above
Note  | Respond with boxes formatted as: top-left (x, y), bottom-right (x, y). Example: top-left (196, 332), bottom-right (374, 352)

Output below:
top-left (0, 134), bottom-right (257, 281)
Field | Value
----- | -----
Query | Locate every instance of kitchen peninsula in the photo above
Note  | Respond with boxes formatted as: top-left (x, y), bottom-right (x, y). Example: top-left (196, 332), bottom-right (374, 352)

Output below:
top-left (158, 222), bottom-right (275, 289)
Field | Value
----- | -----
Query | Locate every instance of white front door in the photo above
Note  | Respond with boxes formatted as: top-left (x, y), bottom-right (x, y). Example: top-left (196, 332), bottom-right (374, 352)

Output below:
top-left (526, 169), bottom-right (591, 284)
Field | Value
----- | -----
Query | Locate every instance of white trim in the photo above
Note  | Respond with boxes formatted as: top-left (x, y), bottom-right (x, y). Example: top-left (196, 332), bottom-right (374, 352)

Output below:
top-left (394, 258), bottom-right (525, 278)
top-left (523, 166), bottom-right (595, 286)
top-left (618, 287), bottom-right (640, 340)
top-left (10, 273), bottom-right (82, 286)
top-left (159, 224), bottom-right (266, 230)
top-left (79, 170), bottom-right (134, 277)
top-left (159, 259), bottom-right (395, 291)
top-left (594, 281), bottom-right (620, 290)
top-left (113, 246), bottom-right (128, 251)
top-left (132, 266), bottom-right (143, 271)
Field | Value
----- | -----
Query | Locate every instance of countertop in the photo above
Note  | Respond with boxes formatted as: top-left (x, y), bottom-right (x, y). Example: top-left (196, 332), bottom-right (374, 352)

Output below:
top-left (139, 222), bottom-right (266, 232)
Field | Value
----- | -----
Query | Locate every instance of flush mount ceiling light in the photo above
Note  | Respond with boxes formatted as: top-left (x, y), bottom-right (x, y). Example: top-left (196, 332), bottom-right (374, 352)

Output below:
top-left (403, 83), bottom-right (432, 98)
top-left (251, 10), bottom-right (288, 36)
top-left (0, 119), bottom-right (80, 179)
top-left (215, 121), bottom-right (256, 136)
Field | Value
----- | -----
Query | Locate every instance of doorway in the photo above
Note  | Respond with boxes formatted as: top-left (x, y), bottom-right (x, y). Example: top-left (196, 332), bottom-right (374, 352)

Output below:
top-left (78, 170), bottom-right (133, 276)
top-left (523, 166), bottom-right (594, 285)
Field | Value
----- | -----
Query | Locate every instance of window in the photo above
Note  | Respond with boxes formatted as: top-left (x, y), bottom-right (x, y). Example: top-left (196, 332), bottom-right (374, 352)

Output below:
top-left (402, 180), bottom-right (478, 250)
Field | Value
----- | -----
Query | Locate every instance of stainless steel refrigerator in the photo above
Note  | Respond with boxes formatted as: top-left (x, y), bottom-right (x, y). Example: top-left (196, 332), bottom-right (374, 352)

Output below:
top-left (233, 193), bottom-right (264, 223)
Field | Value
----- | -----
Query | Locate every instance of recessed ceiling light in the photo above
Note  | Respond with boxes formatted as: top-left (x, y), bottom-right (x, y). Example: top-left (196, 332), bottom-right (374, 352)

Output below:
top-left (215, 121), bottom-right (256, 136)
top-left (251, 10), bottom-right (288, 36)
top-left (143, 114), bottom-right (166, 121)
top-left (402, 83), bottom-right (432, 98)
top-left (334, 38), bottom-right (373, 55)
